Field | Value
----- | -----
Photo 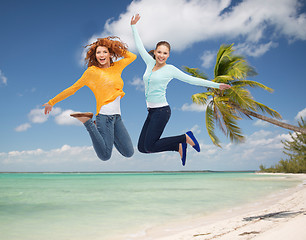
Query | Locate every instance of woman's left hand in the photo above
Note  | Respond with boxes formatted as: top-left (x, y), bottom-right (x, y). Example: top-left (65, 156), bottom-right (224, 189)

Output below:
top-left (219, 83), bottom-right (231, 90)
top-left (131, 14), bottom-right (141, 25)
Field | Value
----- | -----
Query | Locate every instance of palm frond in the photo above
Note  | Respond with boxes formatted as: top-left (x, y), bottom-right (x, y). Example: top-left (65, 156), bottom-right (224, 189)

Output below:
top-left (215, 96), bottom-right (241, 120)
top-left (213, 103), bottom-right (226, 135)
top-left (215, 44), bottom-right (257, 79)
top-left (227, 58), bottom-right (257, 79)
top-left (214, 99), bottom-right (245, 143)
top-left (227, 60), bottom-right (248, 80)
top-left (227, 86), bottom-right (256, 111)
top-left (206, 103), bottom-right (221, 147)
top-left (232, 80), bottom-right (273, 92)
top-left (182, 66), bottom-right (209, 79)
top-left (214, 44), bottom-right (234, 77)
top-left (223, 116), bottom-right (245, 143)
top-left (251, 101), bottom-right (282, 119)
top-left (192, 92), bottom-right (211, 105)
top-left (214, 75), bottom-right (234, 83)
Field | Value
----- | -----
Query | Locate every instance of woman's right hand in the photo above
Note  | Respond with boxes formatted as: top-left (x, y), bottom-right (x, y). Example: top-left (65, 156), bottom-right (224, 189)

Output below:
top-left (219, 83), bottom-right (231, 90)
top-left (42, 103), bottom-right (52, 115)
top-left (131, 14), bottom-right (140, 25)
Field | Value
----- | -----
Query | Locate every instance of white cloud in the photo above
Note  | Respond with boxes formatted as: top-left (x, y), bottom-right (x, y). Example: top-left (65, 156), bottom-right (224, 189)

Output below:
top-left (0, 128), bottom-right (293, 172)
top-left (295, 107), bottom-right (306, 120)
top-left (89, 0), bottom-right (306, 56)
top-left (235, 41), bottom-right (277, 57)
top-left (181, 102), bottom-right (206, 112)
top-left (244, 130), bottom-right (291, 149)
top-left (129, 77), bottom-right (145, 91)
top-left (15, 123), bottom-right (31, 132)
top-left (50, 107), bottom-right (62, 116)
top-left (0, 144), bottom-right (170, 172)
top-left (0, 69), bottom-right (7, 85)
top-left (190, 124), bottom-right (201, 135)
top-left (201, 50), bottom-right (217, 68)
top-left (2, 145), bottom-right (95, 166)
top-left (28, 108), bottom-right (49, 123)
top-left (27, 107), bottom-right (63, 124)
top-left (54, 109), bottom-right (82, 126)
top-left (16, 107), bottom-right (82, 132)
top-left (253, 119), bottom-right (269, 127)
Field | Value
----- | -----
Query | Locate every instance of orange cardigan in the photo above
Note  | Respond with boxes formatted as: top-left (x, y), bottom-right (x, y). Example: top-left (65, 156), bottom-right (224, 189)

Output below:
top-left (48, 51), bottom-right (136, 115)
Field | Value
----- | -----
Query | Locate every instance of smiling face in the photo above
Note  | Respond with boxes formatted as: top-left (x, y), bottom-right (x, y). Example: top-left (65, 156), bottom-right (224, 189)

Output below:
top-left (154, 45), bottom-right (170, 65)
top-left (95, 46), bottom-right (111, 68)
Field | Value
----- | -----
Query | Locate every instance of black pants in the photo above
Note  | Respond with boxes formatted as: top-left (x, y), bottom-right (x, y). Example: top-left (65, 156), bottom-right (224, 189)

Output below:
top-left (138, 105), bottom-right (186, 153)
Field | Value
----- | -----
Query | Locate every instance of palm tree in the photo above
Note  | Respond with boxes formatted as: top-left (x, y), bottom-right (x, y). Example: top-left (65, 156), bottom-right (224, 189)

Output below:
top-left (183, 44), bottom-right (306, 147)
top-left (259, 118), bottom-right (306, 173)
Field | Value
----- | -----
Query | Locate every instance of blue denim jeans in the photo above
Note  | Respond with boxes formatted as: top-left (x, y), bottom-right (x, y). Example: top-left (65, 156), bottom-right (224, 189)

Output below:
top-left (138, 105), bottom-right (186, 153)
top-left (84, 114), bottom-right (134, 161)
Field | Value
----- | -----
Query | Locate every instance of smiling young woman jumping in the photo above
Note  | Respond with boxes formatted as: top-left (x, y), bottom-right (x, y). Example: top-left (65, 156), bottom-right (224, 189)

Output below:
top-left (43, 36), bottom-right (136, 161)
top-left (130, 14), bottom-right (231, 166)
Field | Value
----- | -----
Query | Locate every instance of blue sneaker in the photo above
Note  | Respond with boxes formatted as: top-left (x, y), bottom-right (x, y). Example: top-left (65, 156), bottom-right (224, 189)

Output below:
top-left (186, 131), bottom-right (200, 152)
top-left (181, 142), bottom-right (187, 166)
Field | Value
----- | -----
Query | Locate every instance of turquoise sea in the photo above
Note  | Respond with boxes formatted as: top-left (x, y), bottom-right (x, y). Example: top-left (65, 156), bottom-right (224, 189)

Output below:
top-left (0, 172), bottom-right (301, 240)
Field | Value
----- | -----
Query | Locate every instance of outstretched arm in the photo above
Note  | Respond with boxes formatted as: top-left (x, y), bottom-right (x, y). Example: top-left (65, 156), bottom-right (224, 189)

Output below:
top-left (172, 66), bottom-right (221, 88)
top-left (171, 66), bottom-right (231, 89)
top-left (130, 14), bottom-right (155, 65)
top-left (43, 71), bottom-right (89, 114)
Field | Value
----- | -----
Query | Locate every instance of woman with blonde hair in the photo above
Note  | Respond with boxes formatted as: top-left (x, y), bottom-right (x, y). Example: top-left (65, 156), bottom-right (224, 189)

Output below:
top-left (131, 14), bottom-right (231, 166)
top-left (43, 36), bottom-right (136, 161)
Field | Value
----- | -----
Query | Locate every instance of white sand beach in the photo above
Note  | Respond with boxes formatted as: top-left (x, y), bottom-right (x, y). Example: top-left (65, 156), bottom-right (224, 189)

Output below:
top-left (140, 174), bottom-right (306, 240)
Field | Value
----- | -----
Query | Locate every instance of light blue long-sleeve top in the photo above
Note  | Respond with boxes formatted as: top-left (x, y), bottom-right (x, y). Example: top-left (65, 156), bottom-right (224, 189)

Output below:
top-left (131, 24), bottom-right (220, 107)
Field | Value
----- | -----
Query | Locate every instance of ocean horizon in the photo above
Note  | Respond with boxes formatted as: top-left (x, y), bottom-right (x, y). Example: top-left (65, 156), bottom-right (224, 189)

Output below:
top-left (0, 170), bottom-right (257, 173)
top-left (0, 172), bottom-right (301, 240)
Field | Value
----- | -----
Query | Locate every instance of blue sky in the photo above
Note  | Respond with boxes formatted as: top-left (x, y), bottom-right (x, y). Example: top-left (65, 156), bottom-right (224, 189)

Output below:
top-left (1, 0), bottom-right (305, 172)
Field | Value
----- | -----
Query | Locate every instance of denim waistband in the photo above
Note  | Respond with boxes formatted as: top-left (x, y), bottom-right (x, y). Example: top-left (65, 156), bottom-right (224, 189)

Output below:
top-left (147, 105), bottom-right (170, 112)
top-left (97, 113), bottom-right (121, 117)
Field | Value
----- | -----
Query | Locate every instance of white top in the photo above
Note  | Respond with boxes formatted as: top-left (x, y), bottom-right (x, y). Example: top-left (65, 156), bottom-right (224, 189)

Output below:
top-left (147, 102), bottom-right (169, 108)
top-left (99, 96), bottom-right (121, 115)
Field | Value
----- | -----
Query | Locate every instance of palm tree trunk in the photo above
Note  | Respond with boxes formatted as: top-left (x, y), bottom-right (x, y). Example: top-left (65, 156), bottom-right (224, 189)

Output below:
top-left (229, 103), bottom-right (306, 134)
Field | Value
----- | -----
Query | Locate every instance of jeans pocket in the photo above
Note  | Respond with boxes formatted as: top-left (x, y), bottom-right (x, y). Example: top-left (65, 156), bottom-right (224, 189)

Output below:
top-left (160, 107), bottom-right (171, 116)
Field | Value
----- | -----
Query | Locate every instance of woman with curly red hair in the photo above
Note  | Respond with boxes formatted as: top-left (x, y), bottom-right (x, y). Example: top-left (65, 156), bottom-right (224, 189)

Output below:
top-left (43, 36), bottom-right (136, 161)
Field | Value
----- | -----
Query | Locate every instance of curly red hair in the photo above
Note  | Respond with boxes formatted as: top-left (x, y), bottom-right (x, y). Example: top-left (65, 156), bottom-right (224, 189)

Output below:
top-left (85, 36), bottom-right (128, 67)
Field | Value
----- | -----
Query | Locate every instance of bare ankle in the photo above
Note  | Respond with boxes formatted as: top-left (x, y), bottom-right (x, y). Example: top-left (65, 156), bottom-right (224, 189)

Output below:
top-left (178, 143), bottom-right (183, 158)
top-left (185, 134), bottom-right (195, 146)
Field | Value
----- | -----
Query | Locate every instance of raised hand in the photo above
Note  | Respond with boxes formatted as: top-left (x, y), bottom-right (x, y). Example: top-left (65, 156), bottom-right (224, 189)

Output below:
top-left (131, 14), bottom-right (141, 25)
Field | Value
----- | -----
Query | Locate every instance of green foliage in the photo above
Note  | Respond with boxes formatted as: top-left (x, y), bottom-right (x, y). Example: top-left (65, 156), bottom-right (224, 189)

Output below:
top-left (183, 43), bottom-right (280, 147)
top-left (259, 118), bottom-right (306, 173)
top-left (182, 67), bottom-right (209, 80)
top-left (205, 103), bottom-right (221, 147)
top-left (214, 44), bottom-right (257, 80)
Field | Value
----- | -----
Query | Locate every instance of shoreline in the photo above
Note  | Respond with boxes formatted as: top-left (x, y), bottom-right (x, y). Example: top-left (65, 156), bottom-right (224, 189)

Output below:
top-left (131, 173), bottom-right (306, 240)
top-left (0, 170), bottom-right (256, 174)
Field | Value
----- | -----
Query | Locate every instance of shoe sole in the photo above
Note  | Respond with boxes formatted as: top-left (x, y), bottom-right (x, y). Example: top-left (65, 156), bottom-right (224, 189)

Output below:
top-left (70, 112), bottom-right (93, 118)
